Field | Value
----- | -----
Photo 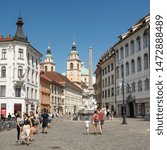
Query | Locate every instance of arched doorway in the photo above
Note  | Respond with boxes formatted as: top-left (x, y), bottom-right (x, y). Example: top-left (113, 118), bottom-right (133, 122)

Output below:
top-left (128, 102), bottom-right (134, 117)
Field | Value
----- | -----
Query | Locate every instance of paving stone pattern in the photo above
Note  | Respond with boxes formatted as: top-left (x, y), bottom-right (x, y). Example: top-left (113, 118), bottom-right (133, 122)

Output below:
top-left (0, 118), bottom-right (149, 150)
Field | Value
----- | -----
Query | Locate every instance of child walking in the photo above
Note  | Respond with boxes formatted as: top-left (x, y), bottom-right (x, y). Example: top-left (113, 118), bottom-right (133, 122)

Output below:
top-left (84, 115), bottom-right (90, 134)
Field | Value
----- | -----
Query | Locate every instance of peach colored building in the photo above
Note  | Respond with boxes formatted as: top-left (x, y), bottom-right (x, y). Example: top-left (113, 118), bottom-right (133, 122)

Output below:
top-left (40, 71), bottom-right (51, 113)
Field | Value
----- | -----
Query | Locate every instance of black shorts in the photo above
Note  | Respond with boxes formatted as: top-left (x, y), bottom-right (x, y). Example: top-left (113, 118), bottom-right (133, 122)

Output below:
top-left (100, 120), bottom-right (104, 125)
top-left (42, 122), bottom-right (48, 128)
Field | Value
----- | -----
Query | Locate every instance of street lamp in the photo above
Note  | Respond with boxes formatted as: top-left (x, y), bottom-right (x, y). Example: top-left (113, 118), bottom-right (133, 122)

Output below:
top-left (121, 64), bottom-right (127, 124)
top-left (111, 48), bottom-right (127, 124)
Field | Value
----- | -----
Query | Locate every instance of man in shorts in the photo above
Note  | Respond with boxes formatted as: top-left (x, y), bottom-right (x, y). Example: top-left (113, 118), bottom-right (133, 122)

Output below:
top-left (41, 109), bottom-right (49, 134)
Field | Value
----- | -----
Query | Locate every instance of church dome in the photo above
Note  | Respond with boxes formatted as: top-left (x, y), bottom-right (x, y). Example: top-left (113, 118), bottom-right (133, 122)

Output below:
top-left (81, 62), bottom-right (89, 75)
top-left (45, 53), bottom-right (53, 59)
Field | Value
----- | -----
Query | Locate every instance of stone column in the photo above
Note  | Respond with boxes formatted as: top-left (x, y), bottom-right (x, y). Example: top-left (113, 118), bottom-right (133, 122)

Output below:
top-left (88, 47), bottom-right (93, 89)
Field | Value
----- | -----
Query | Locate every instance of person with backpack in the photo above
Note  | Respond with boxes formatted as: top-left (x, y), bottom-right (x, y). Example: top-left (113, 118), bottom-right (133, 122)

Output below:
top-left (91, 110), bottom-right (99, 135)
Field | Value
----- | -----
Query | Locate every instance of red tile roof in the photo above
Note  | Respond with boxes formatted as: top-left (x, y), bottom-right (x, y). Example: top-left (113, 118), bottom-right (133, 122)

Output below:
top-left (44, 71), bottom-right (82, 91)
top-left (0, 37), bottom-right (14, 42)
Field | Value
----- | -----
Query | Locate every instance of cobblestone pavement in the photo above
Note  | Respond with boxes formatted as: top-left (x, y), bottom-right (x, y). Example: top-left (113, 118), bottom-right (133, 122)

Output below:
top-left (0, 118), bottom-right (149, 150)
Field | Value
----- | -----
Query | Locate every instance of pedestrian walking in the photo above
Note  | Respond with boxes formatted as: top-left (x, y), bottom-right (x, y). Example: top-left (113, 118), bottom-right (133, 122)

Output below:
top-left (16, 111), bottom-right (23, 143)
top-left (8, 113), bottom-right (12, 120)
top-left (41, 109), bottom-right (49, 134)
top-left (20, 113), bottom-right (31, 145)
top-left (91, 110), bottom-right (99, 135)
top-left (48, 112), bottom-right (52, 128)
top-left (83, 115), bottom-right (90, 134)
top-left (29, 111), bottom-right (37, 141)
top-left (106, 110), bottom-right (111, 120)
top-left (98, 108), bottom-right (105, 134)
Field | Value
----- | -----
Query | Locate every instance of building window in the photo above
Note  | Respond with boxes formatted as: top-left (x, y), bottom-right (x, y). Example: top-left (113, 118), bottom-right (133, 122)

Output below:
top-left (116, 67), bottom-right (119, 79)
top-left (18, 66), bottom-right (23, 78)
top-left (131, 82), bottom-right (136, 93)
top-left (32, 56), bottom-right (34, 67)
top-left (144, 53), bottom-right (149, 70)
top-left (105, 67), bottom-right (107, 74)
top-left (55, 87), bottom-right (57, 94)
top-left (45, 66), bottom-right (47, 71)
top-left (51, 66), bottom-right (53, 71)
top-left (52, 86), bottom-right (54, 93)
top-left (131, 59), bottom-right (135, 74)
top-left (102, 69), bottom-right (104, 76)
top-left (111, 63), bottom-right (114, 71)
top-left (108, 65), bottom-right (110, 73)
top-left (145, 78), bottom-right (150, 91)
top-left (105, 78), bottom-right (107, 87)
top-left (70, 63), bottom-right (73, 69)
top-left (15, 85), bottom-right (21, 97)
top-left (27, 87), bottom-right (29, 98)
top-left (111, 88), bottom-right (114, 96)
top-left (36, 59), bottom-right (38, 69)
top-left (2, 49), bottom-right (7, 59)
top-left (77, 63), bottom-right (79, 70)
top-left (111, 75), bottom-right (114, 84)
top-left (28, 53), bottom-right (30, 64)
top-left (105, 90), bottom-right (107, 99)
top-left (143, 32), bottom-right (148, 48)
top-left (108, 76), bottom-right (110, 86)
top-left (18, 49), bottom-right (23, 59)
top-left (126, 62), bottom-right (129, 76)
top-left (35, 72), bottom-right (38, 84)
top-left (137, 57), bottom-right (142, 72)
top-left (35, 89), bottom-right (37, 99)
top-left (31, 88), bottom-right (33, 99)
top-left (120, 47), bottom-right (124, 60)
top-left (32, 70), bottom-right (34, 83)
top-left (138, 80), bottom-right (142, 92)
top-left (136, 36), bottom-right (141, 51)
top-left (116, 50), bottom-right (119, 63)
top-left (125, 44), bottom-right (129, 58)
top-left (1, 66), bottom-right (6, 78)
top-left (0, 85), bottom-right (6, 97)
top-left (130, 40), bottom-right (135, 55)
top-left (121, 64), bottom-right (124, 76)
top-left (108, 89), bottom-right (110, 97)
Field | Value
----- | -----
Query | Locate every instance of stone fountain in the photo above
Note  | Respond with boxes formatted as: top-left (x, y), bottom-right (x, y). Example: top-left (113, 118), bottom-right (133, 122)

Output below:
top-left (77, 47), bottom-right (97, 120)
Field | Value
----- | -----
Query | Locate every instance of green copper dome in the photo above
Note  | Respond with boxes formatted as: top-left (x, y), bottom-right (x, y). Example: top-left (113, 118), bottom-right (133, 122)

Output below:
top-left (45, 53), bottom-right (53, 59)
top-left (81, 62), bottom-right (89, 75)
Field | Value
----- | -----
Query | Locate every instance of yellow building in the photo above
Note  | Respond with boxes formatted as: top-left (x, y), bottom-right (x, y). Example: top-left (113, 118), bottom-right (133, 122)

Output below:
top-left (40, 71), bottom-right (51, 113)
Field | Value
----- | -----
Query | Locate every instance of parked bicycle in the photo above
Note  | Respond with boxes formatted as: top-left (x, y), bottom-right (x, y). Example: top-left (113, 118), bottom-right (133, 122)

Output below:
top-left (0, 118), bottom-right (17, 132)
top-left (0, 120), bottom-right (10, 132)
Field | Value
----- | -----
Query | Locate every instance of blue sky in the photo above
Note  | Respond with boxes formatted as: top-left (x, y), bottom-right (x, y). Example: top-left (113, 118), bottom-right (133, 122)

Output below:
top-left (0, 0), bottom-right (149, 74)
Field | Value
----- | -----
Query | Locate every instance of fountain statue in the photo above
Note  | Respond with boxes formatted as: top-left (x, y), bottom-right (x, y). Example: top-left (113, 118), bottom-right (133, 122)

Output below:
top-left (77, 47), bottom-right (97, 120)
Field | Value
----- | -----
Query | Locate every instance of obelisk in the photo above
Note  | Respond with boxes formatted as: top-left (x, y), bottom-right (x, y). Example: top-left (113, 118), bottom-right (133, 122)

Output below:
top-left (88, 47), bottom-right (94, 92)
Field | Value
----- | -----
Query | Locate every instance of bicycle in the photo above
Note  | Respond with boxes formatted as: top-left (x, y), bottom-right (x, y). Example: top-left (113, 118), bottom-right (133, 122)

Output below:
top-left (0, 120), bottom-right (10, 132)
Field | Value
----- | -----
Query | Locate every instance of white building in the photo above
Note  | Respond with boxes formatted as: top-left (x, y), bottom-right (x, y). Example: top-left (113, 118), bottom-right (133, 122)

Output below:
top-left (95, 14), bottom-right (150, 118)
top-left (0, 17), bottom-right (42, 117)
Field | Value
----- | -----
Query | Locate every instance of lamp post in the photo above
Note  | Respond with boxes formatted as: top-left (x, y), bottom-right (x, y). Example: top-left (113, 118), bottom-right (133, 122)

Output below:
top-left (121, 64), bottom-right (127, 124)
top-left (112, 48), bottom-right (127, 124)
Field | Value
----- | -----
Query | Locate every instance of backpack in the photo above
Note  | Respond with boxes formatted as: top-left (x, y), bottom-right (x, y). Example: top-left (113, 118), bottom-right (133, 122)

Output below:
top-left (93, 114), bottom-right (99, 122)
